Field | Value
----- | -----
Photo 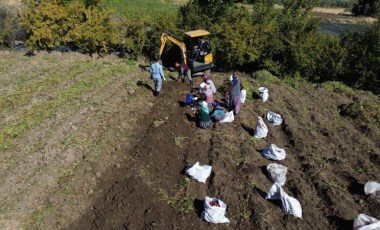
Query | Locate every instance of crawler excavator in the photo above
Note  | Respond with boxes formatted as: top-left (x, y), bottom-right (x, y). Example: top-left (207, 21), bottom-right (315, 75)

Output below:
top-left (159, 30), bottom-right (213, 74)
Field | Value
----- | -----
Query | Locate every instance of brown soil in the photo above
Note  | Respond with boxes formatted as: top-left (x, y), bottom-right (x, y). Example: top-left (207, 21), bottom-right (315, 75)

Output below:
top-left (68, 75), bottom-right (380, 229)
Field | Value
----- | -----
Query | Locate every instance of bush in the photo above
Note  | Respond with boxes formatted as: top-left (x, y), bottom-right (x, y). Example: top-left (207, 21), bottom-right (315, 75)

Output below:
top-left (21, 0), bottom-right (118, 54)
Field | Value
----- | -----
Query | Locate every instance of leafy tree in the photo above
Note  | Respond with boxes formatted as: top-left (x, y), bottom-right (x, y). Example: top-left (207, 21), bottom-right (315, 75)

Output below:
top-left (341, 19), bottom-right (380, 93)
top-left (352, 0), bottom-right (380, 16)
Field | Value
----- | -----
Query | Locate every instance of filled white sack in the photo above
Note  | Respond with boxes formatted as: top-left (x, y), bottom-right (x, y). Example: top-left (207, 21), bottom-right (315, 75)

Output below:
top-left (240, 89), bottom-right (247, 104)
top-left (364, 181), bottom-right (380, 202)
top-left (267, 163), bottom-right (287, 186)
top-left (254, 116), bottom-right (268, 138)
top-left (262, 144), bottom-right (286, 160)
top-left (259, 87), bottom-right (269, 102)
top-left (186, 162), bottom-right (212, 183)
top-left (266, 183), bottom-right (303, 218)
top-left (220, 111), bottom-right (234, 123)
top-left (353, 214), bottom-right (380, 230)
top-left (267, 111), bottom-right (283, 126)
top-left (201, 196), bottom-right (230, 224)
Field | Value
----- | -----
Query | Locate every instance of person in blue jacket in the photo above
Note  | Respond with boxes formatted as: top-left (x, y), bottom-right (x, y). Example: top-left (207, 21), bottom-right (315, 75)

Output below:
top-left (150, 58), bottom-right (165, 96)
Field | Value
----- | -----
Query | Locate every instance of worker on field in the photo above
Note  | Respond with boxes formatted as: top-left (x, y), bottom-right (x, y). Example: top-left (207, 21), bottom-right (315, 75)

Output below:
top-left (226, 72), bottom-right (243, 115)
top-left (199, 101), bottom-right (212, 128)
top-left (203, 74), bottom-right (216, 94)
top-left (150, 58), bottom-right (165, 96)
top-left (210, 102), bottom-right (225, 122)
top-left (200, 82), bottom-right (214, 106)
top-left (175, 62), bottom-right (193, 88)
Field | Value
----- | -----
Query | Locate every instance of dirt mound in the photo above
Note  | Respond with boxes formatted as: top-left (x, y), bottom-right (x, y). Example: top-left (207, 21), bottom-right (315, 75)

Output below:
top-left (69, 76), bottom-right (379, 229)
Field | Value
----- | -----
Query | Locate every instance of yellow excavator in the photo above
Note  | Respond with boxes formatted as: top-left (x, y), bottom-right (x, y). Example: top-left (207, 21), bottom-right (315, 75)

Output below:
top-left (159, 30), bottom-right (213, 74)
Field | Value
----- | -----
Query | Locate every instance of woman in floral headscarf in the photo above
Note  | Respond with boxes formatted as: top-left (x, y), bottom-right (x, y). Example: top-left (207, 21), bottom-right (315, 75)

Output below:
top-left (199, 101), bottom-right (212, 128)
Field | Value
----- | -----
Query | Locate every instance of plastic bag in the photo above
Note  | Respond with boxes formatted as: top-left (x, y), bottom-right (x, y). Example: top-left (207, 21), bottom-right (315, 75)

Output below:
top-left (266, 183), bottom-right (303, 218)
top-left (267, 111), bottom-right (283, 126)
top-left (220, 111), bottom-right (234, 123)
top-left (259, 87), bottom-right (269, 102)
top-left (262, 144), bottom-right (286, 160)
top-left (254, 116), bottom-right (268, 138)
top-left (186, 162), bottom-right (212, 183)
top-left (201, 196), bottom-right (230, 224)
top-left (240, 89), bottom-right (247, 104)
top-left (364, 181), bottom-right (380, 202)
top-left (353, 214), bottom-right (380, 230)
top-left (267, 163), bottom-right (287, 186)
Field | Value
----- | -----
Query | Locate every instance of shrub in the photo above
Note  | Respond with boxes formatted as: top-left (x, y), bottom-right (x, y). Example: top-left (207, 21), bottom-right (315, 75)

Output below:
top-left (21, 0), bottom-right (118, 54)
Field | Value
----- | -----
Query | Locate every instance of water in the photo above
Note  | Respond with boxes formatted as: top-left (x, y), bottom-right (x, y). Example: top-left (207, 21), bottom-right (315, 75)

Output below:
top-left (319, 21), bottom-right (371, 36)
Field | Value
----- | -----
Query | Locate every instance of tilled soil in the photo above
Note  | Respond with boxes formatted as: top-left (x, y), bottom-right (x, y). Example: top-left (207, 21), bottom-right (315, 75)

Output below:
top-left (70, 77), bottom-right (380, 229)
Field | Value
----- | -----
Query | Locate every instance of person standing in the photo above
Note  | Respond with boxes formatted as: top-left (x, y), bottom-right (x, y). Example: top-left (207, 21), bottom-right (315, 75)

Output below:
top-left (175, 62), bottom-right (193, 88)
top-left (150, 58), bottom-right (165, 96)
top-left (203, 74), bottom-right (216, 94)
top-left (226, 73), bottom-right (243, 115)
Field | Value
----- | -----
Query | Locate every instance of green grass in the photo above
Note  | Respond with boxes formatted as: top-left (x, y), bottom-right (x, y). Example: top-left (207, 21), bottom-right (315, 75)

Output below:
top-left (101, 0), bottom-right (183, 18)
top-left (0, 63), bottom-right (129, 150)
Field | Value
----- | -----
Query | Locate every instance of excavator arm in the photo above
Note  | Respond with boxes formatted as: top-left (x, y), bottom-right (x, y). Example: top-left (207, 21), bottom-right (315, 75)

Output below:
top-left (159, 32), bottom-right (188, 65)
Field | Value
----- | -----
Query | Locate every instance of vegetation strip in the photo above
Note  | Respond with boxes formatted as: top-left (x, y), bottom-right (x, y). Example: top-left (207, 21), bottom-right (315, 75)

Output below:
top-left (0, 63), bottom-right (129, 151)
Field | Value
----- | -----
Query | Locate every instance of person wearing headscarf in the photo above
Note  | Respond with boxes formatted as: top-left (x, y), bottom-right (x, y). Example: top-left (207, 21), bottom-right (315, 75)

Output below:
top-left (210, 102), bottom-right (225, 122)
top-left (226, 72), bottom-right (243, 115)
top-left (200, 82), bottom-right (214, 106)
top-left (199, 101), bottom-right (212, 128)
top-left (203, 74), bottom-right (216, 94)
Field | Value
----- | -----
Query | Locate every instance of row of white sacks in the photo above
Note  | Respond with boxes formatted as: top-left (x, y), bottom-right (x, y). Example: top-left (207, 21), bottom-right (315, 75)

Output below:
top-left (183, 86), bottom-right (272, 223)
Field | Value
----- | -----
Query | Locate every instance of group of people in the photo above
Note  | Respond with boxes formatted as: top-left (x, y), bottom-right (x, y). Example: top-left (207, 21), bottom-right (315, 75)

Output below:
top-left (150, 58), bottom-right (243, 128)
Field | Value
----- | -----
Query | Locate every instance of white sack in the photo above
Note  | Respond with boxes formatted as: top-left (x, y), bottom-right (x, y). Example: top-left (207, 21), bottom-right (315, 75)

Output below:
top-left (201, 196), bottom-right (230, 224)
top-left (220, 111), bottom-right (234, 123)
top-left (267, 163), bottom-right (287, 186)
top-left (364, 181), bottom-right (380, 202)
top-left (186, 162), bottom-right (212, 183)
top-left (262, 144), bottom-right (286, 160)
top-left (240, 89), bottom-right (247, 104)
top-left (353, 214), bottom-right (380, 230)
top-left (266, 183), bottom-right (303, 218)
top-left (254, 116), bottom-right (268, 138)
top-left (259, 87), bottom-right (269, 102)
top-left (267, 111), bottom-right (283, 126)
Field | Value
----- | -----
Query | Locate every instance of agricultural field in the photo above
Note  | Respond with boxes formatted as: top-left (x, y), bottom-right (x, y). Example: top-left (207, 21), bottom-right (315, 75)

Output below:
top-left (0, 51), bottom-right (379, 229)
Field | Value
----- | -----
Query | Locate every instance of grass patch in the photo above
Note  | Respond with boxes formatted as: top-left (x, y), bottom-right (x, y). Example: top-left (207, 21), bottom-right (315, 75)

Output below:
top-left (252, 70), bottom-right (281, 84)
top-left (101, 0), bottom-right (182, 18)
top-left (321, 81), bottom-right (354, 96)
top-left (0, 63), bottom-right (130, 151)
top-left (338, 100), bottom-right (380, 124)
top-left (174, 136), bottom-right (188, 147)
top-left (158, 177), bottom-right (194, 213)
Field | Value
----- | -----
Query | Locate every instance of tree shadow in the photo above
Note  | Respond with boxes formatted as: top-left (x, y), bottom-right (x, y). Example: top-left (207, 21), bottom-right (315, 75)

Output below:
top-left (241, 124), bottom-right (255, 136)
top-left (193, 199), bottom-right (204, 217)
top-left (328, 216), bottom-right (353, 230)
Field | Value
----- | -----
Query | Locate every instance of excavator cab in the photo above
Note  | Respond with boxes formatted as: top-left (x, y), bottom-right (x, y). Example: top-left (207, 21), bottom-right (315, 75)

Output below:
top-left (159, 30), bottom-right (213, 74)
